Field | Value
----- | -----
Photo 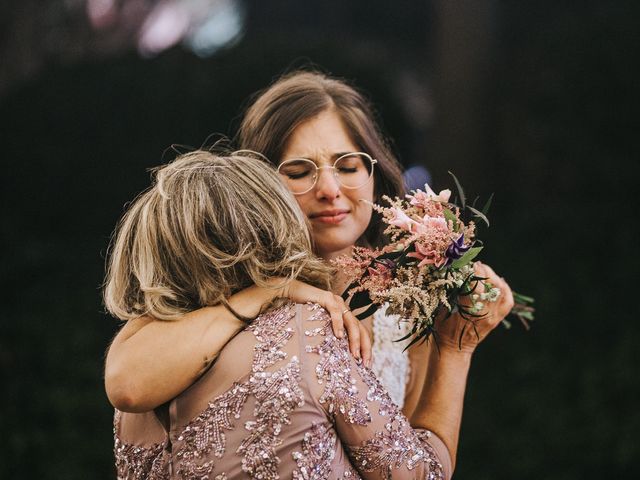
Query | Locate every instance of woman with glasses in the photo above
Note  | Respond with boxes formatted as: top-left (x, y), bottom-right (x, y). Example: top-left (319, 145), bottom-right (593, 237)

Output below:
top-left (234, 71), bottom-right (431, 413)
top-left (105, 70), bottom-right (514, 474)
top-left (237, 71), bottom-right (511, 417)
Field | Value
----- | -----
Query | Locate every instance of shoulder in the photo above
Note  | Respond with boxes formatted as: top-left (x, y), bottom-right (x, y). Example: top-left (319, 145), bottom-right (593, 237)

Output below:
top-left (250, 302), bottom-right (338, 345)
top-left (250, 301), bottom-right (303, 331)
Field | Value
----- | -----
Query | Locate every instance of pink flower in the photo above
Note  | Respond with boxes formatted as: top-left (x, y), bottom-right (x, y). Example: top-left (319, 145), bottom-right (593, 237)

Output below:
top-left (388, 207), bottom-right (417, 232)
top-left (367, 262), bottom-right (393, 284)
top-left (408, 190), bottom-right (431, 207)
top-left (407, 241), bottom-right (448, 268)
top-left (408, 185), bottom-right (452, 207)
top-left (421, 214), bottom-right (449, 232)
top-left (410, 222), bottom-right (427, 235)
top-left (424, 184), bottom-right (451, 203)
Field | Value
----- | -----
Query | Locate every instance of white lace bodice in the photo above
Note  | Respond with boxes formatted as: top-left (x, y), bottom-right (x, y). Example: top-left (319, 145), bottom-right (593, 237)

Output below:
top-left (370, 304), bottom-right (413, 408)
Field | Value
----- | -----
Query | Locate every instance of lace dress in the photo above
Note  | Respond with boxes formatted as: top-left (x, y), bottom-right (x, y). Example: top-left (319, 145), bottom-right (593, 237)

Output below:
top-left (370, 305), bottom-right (414, 408)
top-left (113, 303), bottom-right (451, 479)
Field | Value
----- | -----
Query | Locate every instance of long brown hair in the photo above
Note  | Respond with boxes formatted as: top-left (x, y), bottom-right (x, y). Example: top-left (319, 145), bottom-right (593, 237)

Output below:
top-left (236, 70), bottom-right (405, 247)
top-left (103, 150), bottom-right (331, 321)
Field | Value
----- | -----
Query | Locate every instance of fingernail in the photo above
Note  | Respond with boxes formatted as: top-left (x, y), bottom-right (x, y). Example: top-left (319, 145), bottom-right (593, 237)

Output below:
top-left (338, 329), bottom-right (344, 338)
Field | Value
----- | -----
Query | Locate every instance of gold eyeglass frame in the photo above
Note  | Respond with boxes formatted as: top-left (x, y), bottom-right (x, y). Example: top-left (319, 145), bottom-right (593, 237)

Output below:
top-left (277, 151), bottom-right (378, 195)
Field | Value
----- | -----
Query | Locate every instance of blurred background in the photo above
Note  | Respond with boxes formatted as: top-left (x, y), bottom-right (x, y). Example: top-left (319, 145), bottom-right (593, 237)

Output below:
top-left (1, 0), bottom-right (638, 478)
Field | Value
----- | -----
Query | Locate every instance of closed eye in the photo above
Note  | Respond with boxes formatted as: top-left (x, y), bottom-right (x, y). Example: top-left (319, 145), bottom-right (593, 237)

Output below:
top-left (286, 170), bottom-right (312, 179)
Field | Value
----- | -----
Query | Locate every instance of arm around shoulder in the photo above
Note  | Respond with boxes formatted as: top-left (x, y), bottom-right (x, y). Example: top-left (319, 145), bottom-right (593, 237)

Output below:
top-left (104, 306), bottom-right (244, 412)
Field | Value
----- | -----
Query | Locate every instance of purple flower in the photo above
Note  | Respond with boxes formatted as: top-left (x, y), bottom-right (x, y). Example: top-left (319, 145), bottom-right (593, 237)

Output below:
top-left (377, 258), bottom-right (397, 270)
top-left (444, 234), bottom-right (471, 266)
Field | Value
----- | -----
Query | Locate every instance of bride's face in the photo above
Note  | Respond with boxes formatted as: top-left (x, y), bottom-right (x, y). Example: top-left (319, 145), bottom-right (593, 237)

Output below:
top-left (279, 109), bottom-right (375, 260)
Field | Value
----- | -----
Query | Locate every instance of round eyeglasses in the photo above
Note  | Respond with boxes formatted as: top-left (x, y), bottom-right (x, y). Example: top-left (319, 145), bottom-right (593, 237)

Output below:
top-left (277, 152), bottom-right (377, 195)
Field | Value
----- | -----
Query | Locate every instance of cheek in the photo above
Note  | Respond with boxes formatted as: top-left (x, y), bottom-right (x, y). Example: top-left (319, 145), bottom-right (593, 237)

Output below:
top-left (364, 182), bottom-right (375, 203)
top-left (349, 188), bottom-right (374, 224)
top-left (292, 194), bottom-right (313, 218)
top-left (353, 183), bottom-right (375, 209)
top-left (358, 176), bottom-right (376, 204)
top-left (360, 202), bottom-right (374, 226)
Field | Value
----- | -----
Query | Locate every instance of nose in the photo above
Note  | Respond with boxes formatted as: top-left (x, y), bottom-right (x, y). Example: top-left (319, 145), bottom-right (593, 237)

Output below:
top-left (314, 167), bottom-right (341, 200)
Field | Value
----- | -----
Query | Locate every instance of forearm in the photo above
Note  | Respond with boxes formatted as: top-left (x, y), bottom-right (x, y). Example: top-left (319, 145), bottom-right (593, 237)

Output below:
top-left (105, 282), bottom-right (296, 412)
top-left (401, 338), bottom-right (431, 418)
top-left (105, 306), bottom-right (244, 412)
top-left (409, 346), bottom-right (472, 469)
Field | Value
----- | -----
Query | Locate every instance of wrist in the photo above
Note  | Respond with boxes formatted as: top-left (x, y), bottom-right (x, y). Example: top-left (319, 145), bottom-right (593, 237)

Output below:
top-left (431, 343), bottom-right (474, 365)
top-left (226, 281), bottom-right (286, 321)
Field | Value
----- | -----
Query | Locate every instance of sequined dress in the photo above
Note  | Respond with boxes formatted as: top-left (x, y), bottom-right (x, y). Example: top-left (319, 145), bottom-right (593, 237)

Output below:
top-left (113, 303), bottom-right (452, 479)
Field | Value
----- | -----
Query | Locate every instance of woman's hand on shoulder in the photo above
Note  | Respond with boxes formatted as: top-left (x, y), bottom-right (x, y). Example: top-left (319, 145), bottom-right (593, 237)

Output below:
top-left (280, 280), bottom-right (372, 367)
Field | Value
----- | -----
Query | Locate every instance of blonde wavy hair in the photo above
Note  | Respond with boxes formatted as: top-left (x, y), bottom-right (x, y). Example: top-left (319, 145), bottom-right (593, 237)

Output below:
top-left (103, 150), bottom-right (331, 321)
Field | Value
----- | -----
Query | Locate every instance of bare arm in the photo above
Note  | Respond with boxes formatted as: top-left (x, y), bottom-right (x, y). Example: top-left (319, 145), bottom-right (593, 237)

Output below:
top-left (105, 305), bottom-right (243, 413)
top-left (105, 279), bottom-right (371, 412)
top-left (401, 336), bottom-right (431, 418)
top-left (409, 262), bottom-right (514, 469)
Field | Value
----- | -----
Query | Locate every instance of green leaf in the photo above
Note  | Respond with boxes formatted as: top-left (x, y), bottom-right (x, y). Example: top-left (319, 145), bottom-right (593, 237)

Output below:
top-left (466, 205), bottom-right (490, 227)
top-left (515, 310), bottom-right (535, 321)
top-left (396, 328), bottom-right (419, 343)
top-left (349, 290), bottom-right (373, 310)
top-left (481, 193), bottom-right (494, 215)
top-left (404, 332), bottom-right (430, 350)
top-left (448, 171), bottom-right (466, 208)
top-left (355, 303), bottom-right (379, 320)
top-left (378, 250), bottom-right (403, 261)
top-left (443, 208), bottom-right (459, 231)
top-left (341, 281), bottom-right (359, 300)
top-left (396, 249), bottom-right (416, 268)
top-left (513, 292), bottom-right (535, 304)
top-left (450, 246), bottom-right (483, 268)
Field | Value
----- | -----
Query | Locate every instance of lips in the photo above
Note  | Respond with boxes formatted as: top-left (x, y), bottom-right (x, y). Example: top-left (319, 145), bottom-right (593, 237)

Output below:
top-left (309, 209), bottom-right (350, 224)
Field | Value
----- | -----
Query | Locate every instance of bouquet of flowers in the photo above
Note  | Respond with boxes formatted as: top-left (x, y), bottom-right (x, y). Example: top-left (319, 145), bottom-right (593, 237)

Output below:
top-left (334, 173), bottom-right (534, 348)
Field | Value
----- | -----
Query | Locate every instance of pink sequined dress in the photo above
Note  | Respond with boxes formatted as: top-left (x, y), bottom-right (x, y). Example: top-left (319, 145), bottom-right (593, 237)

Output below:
top-left (113, 303), bottom-right (452, 479)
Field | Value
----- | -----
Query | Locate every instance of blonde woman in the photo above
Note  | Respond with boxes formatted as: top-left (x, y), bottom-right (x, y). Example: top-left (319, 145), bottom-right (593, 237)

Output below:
top-left (103, 150), bottom-right (480, 479)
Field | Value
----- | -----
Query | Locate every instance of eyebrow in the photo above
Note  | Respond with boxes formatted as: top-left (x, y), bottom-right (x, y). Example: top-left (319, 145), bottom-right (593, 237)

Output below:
top-left (283, 151), bottom-right (356, 163)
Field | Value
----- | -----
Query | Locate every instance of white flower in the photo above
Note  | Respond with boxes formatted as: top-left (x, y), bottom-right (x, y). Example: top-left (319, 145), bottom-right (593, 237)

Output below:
top-left (424, 184), bottom-right (452, 203)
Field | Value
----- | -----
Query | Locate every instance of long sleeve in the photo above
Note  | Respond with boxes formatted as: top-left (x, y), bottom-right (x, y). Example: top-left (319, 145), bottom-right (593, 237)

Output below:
top-left (301, 304), bottom-right (452, 480)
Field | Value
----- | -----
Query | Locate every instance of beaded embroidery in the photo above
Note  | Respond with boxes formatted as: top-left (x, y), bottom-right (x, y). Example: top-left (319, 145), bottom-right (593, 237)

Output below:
top-left (174, 383), bottom-right (250, 479)
top-left (292, 422), bottom-right (337, 479)
top-left (346, 422), bottom-right (444, 479)
top-left (305, 307), bottom-right (371, 425)
top-left (172, 304), bottom-right (305, 479)
top-left (238, 357), bottom-right (305, 478)
top-left (339, 464), bottom-right (361, 479)
top-left (305, 306), bottom-right (445, 480)
top-left (113, 411), bottom-right (169, 480)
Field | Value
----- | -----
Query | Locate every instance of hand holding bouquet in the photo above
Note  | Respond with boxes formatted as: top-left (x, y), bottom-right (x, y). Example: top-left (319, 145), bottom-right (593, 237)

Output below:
top-left (334, 174), bottom-right (534, 349)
